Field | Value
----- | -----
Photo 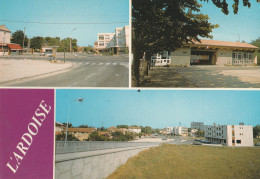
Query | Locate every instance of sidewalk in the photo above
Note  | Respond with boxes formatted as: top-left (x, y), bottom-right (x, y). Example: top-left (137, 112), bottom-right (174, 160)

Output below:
top-left (0, 59), bottom-right (73, 84)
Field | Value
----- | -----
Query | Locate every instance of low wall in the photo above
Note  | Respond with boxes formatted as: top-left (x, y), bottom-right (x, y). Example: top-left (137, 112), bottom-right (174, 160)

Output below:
top-left (55, 146), bottom-right (156, 179)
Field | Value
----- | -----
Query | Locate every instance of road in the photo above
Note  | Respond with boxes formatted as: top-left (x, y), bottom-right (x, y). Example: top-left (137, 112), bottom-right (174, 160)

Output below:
top-left (4, 54), bottom-right (129, 87)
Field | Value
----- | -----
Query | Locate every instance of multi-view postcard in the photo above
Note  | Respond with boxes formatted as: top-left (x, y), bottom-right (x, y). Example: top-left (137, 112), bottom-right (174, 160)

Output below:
top-left (1, 0), bottom-right (260, 179)
top-left (0, 0), bottom-right (129, 87)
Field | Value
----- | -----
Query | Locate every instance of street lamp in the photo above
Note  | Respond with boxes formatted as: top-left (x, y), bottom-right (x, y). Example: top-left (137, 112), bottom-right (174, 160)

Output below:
top-left (70, 28), bottom-right (76, 53)
top-left (64, 97), bottom-right (84, 145)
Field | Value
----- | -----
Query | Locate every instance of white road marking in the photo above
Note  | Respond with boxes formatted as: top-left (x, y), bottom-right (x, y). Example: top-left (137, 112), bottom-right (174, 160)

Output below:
top-left (91, 63), bottom-right (96, 65)
top-left (84, 62), bottom-right (89, 65)
top-left (113, 63), bottom-right (117, 65)
top-left (98, 63), bottom-right (103, 65)
top-left (106, 63), bottom-right (110, 65)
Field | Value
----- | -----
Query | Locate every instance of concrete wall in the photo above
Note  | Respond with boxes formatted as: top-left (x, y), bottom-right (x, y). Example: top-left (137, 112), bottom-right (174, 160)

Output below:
top-left (55, 146), bottom-right (153, 179)
top-left (216, 49), bottom-right (232, 66)
top-left (170, 48), bottom-right (191, 66)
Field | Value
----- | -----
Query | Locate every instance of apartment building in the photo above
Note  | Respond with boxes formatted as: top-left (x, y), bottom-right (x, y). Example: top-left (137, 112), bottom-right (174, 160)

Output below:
top-left (94, 25), bottom-right (129, 54)
top-left (128, 126), bottom-right (141, 134)
top-left (0, 25), bottom-right (23, 55)
top-left (205, 123), bottom-right (253, 146)
top-left (166, 126), bottom-right (188, 137)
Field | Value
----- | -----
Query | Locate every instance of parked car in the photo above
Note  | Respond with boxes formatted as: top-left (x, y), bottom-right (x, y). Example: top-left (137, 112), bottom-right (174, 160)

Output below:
top-left (201, 140), bottom-right (211, 144)
top-left (193, 141), bottom-right (202, 145)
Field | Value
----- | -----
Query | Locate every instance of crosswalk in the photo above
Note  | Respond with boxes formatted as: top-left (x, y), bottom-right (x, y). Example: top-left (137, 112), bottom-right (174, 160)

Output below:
top-left (77, 62), bottom-right (128, 67)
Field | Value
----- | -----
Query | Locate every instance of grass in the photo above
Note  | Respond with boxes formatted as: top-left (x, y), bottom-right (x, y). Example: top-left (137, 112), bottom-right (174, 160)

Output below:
top-left (107, 144), bottom-right (260, 179)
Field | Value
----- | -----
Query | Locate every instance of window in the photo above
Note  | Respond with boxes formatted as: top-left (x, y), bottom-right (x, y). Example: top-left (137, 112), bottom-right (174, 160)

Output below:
top-left (236, 140), bottom-right (241, 144)
top-left (238, 53), bottom-right (242, 60)
top-left (105, 35), bottom-right (110, 40)
top-left (232, 140), bottom-right (235, 143)
top-left (224, 139), bottom-right (226, 143)
top-left (99, 35), bottom-right (104, 40)
top-left (99, 41), bottom-right (104, 46)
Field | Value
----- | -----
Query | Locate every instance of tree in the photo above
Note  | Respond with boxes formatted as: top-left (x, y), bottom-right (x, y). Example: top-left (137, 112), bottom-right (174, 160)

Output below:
top-left (62, 123), bottom-right (72, 128)
top-left (141, 126), bottom-right (152, 134)
top-left (251, 37), bottom-right (260, 64)
top-left (132, 0), bottom-right (259, 86)
top-left (45, 37), bottom-right (60, 46)
top-left (195, 129), bottom-right (204, 137)
top-left (56, 132), bottom-right (79, 141)
top-left (78, 124), bottom-right (89, 128)
top-left (116, 125), bottom-right (129, 129)
top-left (88, 131), bottom-right (106, 141)
top-left (57, 38), bottom-right (78, 52)
top-left (11, 30), bottom-right (28, 47)
top-left (253, 125), bottom-right (260, 138)
top-left (30, 36), bottom-right (45, 50)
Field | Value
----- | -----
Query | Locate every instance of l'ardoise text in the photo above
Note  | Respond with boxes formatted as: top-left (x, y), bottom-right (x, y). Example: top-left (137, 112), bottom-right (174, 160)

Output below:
top-left (6, 100), bottom-right (52, 174)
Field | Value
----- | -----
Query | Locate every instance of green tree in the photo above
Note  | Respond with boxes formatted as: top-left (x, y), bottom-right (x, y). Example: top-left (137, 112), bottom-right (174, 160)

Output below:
top-left (11, 30), bottom-right (28, 47)
top-left (253, 125), bottom-right (260, 138)
top-left (195, 129), bottom-right (204, 137)
top-left (30, 36), bottom-right (45, 50)
top-left (251, 37), bottom-right (260, 64)
top-left (57, 38), bottom-right (78, 52)
top-left (56, 132), bottom-right (79, 141)
top-left (88, 131), bottom-right (106, 141)
top-left (78, 124), bottom-right (89, 128)
top-left (141, 126), bottom-right (152, 134)
top-left (45, 37), bottom-right (60, 46)
top-left (116, 125), bottom-right (129, 129)
top-left (63, 123), bottom-right (72, 128)
top-left (132, 0), bottom-right (259, 86)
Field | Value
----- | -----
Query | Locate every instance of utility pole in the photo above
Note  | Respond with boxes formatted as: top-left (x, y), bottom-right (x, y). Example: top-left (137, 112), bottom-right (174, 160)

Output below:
top-left (22, 27), bottom-right (25, 54)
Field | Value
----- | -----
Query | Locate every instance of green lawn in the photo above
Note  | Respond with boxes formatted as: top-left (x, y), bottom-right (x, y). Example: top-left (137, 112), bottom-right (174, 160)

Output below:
top-left (107, 144), bottom-right (260, 179)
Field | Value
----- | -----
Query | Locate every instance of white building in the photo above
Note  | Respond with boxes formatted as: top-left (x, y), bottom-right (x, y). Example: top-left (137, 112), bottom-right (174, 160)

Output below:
top-left (166, 127), bottom-right (174, 134)
top-left (128, 126), bottom-right (141, 134)
top-left (166, 126), bottom-right (188, 136)
top-left (205, 123), bottom-right (253, 146)
top-left (94, 25), bottom-right (129, 54)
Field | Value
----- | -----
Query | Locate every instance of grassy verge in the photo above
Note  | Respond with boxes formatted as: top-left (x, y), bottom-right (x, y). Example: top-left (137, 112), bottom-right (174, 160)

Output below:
top-left (107, 144), bottom-right (260, 179)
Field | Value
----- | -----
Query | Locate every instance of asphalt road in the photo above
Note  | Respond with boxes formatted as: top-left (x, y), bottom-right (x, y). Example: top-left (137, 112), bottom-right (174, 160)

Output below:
top-left (6, 54), bottom-right (129, 87)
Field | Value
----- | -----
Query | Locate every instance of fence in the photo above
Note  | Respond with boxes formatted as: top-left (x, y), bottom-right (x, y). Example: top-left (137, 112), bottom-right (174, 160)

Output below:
top-left (56, 141), bottom-right (160, 154)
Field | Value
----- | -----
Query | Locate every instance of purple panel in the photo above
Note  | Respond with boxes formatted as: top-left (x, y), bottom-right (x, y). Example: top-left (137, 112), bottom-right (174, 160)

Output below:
top-left (0, 89), bottom-right (54, 179)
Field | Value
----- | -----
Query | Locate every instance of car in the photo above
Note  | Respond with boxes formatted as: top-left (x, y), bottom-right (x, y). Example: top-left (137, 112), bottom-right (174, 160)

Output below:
top-left (162, 138), bottom-right (168, 140)
top-left (201, 140), bottom-right (211, 144)
top-left (193, 141), bottom-right (202, 145)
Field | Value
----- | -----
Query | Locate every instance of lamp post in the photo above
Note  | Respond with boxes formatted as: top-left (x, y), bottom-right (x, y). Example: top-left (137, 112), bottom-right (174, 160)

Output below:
top-left (70, 28), bottom-right (76, 53)
top-left (65, 98), bottom-right (84, 145)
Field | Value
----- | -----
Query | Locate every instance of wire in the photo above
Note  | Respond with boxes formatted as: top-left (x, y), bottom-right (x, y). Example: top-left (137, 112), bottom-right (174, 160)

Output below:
top-left (0, 19), bottom-right (128, 25)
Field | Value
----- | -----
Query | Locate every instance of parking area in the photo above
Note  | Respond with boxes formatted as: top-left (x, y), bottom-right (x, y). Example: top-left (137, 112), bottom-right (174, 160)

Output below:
top-left (141, 66), bottom-right (260, 88)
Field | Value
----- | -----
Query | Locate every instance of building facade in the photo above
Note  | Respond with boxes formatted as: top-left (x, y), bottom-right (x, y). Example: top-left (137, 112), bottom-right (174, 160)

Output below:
top-left (128, 126), bottom-right (141, 134)
top-left (205, 124), bottom-right (253, 146)
top-left (0, 25), bottom-right (23, 55)
top-left (94, 25), bottom-right (129, 54)
top-left (152, 39), bottom-right (258, 66)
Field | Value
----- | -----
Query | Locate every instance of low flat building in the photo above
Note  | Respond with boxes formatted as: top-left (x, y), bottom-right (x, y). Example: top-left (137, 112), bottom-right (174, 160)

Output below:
top-left (152, 39), bottom-right (258, 66)
top-left (205, 123), bottom-right (253, 146)
top-left (128, 126), bottom-right (141, 134)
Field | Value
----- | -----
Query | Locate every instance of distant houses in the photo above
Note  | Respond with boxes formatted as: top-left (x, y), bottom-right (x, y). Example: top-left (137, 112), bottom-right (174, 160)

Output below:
top-left (0, 25), bottom-right (23, 55)
top-left (94, 25), bottom-right (129, 55)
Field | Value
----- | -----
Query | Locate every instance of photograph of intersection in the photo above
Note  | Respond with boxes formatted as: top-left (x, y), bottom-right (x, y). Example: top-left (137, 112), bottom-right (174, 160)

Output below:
top-left (0, 0), bottom-right (129, 87)
top-left (55, 89), bottom-right (260, 179)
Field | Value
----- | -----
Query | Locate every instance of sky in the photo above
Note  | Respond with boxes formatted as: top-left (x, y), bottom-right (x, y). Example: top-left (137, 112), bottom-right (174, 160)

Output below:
top-left (199, 0), bottom-right (260, 43)
top-left (0, 1), bottom-right (259, 46)
top-left (56, 89), bottom-right (260, 128)
top-left (0, 0), bottom-right (129, 46)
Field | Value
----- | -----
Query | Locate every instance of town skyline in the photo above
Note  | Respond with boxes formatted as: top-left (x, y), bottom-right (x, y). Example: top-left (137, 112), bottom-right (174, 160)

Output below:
top-left (0, 0), bottom-right (129, 46)
top-left (56, 89), bottom-right (260, 128)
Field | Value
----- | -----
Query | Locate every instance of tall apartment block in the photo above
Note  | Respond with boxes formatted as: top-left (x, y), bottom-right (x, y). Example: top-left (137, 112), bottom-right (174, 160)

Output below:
top-left (94, 25), bottom-right (129, 54)
top-left (205, 123), bottom-right (253, 146)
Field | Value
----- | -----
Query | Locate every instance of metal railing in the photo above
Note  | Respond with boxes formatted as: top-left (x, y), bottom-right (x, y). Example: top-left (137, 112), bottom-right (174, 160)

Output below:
top-left (56, 141), bottom-right (160, 154)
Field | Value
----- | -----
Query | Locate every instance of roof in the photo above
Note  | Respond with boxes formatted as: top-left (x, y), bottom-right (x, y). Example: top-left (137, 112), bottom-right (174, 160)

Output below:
top-left (191, 39), bottom-right (258, 49)
top-left (67, 128), bottom-right (96, 133)
top-left (0, 25), bottom-right (11, 32)
top-left (7, 44), bottom-right (23, 50)
top-left (129, 127), bottom-right (141, 129)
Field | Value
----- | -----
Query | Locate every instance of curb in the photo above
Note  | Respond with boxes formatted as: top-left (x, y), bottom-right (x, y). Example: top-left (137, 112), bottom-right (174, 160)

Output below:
top-left (0, 62), bottom-right (74, 85)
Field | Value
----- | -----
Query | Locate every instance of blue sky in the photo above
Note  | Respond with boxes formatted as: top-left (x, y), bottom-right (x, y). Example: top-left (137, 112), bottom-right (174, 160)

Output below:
top-left (200, 0), bottom-right (260, 43)
top-left (0, 0), bottom-right (129, 46)
top-left (56, 89), bottom-right (260, 128)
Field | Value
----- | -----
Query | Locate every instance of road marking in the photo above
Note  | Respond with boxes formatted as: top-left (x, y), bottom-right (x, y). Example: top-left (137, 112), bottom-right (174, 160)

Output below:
top-left (91, 63), bottom-right (96, 65)
top-left (113, 63), bottom-right (117, 65)
top-left (98, 63), bottom-right (103, 65)
top-left (106, 63), bottom-right (110, 65)
top-left (78, 62), bottom-right (83, 65)
top-left (84, 62), bottom-right (89, 65)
